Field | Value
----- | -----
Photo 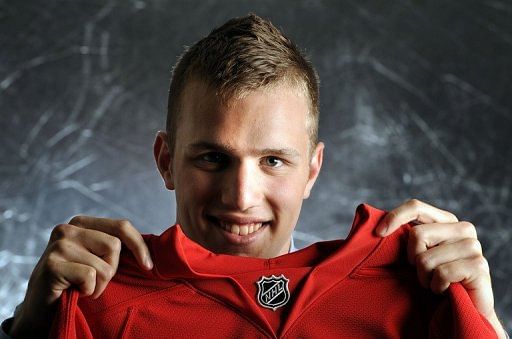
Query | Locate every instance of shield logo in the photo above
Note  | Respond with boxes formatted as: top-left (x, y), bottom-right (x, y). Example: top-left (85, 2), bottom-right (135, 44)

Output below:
top-left (256, 274), bottom-right (290, 311)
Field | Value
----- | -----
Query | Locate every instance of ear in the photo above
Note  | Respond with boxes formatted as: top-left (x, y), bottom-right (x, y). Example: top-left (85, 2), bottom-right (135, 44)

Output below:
top-left (303, 142), bottom-right (324, 199)
top-left (154, 131), bottom-right (175, 190)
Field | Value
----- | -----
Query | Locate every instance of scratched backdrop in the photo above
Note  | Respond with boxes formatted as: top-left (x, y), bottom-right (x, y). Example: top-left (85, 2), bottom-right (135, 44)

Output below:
top-left (1, 0), bottom-right (511, 331)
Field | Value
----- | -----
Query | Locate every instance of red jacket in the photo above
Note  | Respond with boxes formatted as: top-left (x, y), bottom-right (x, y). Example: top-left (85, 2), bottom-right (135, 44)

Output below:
top-left (50, 204), bottom-right (497, 338)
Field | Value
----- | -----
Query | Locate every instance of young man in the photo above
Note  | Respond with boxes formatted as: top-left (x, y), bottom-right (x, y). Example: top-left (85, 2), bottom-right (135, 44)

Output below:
top-left (4, 14), bottom-right (507, 338)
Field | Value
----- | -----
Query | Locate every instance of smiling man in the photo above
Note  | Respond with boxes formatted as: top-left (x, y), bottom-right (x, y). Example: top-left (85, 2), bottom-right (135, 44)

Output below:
top-left (4, 14), bottom-right (507, 338)
top-left (158, 78), bottom-right (322, 258)
top-left (151, 15), bottom-right (324, 260)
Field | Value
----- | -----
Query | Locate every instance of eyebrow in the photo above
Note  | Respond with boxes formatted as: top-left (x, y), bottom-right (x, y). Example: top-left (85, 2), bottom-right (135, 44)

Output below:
top-left (187, 141), bottom-right (301, 158)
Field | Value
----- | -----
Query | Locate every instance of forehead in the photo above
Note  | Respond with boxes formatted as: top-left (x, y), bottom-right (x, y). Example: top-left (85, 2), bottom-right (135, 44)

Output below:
top-left (176, 79), bottom-right (310, 151)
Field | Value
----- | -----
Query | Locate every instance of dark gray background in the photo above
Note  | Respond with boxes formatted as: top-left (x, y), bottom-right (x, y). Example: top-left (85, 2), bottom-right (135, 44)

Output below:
top-left (1, 0), bottom-right (511, 331)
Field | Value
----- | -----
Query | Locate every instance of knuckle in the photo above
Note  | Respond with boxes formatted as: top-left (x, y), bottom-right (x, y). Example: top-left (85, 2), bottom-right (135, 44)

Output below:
top-left (117, 219), bottom-right (133, 234)
top-left (386, 211), bottom-right (399, 223)
top-left (52, 239), bottom-right (72, 254)
top-left (84, 266), bottom-right (97, 282)
top-left (448, 212), bottom-right (459, 223)
top-left (51, 224), bottom-right (75, 240)
top-left (464, 238), bottom-right (482, 254)
top-left (433, 265), bottom-right (450, 282)
top-left (407, 198), bottom-right (422, 208)
top-left (68, 215), bottom-right (84, 225)
top-left (94, 262), bottom-right (115, 282)
top-left (475, 256), bottom-right (490, 274)
top-left (45, 256), bottom-right (61, 274)
top-left (416, 252), bottom-right (435, 271)
top-left (459, 221), bottom-right (477, 238)
top-left (103, 266), bottom-right (116, 280)
top-left (109, 237), bottom-right (122, 253)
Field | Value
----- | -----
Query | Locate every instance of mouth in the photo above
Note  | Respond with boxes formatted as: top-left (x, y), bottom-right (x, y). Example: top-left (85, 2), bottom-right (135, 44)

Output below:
top-left (206, 215), bottom-right (271, 237)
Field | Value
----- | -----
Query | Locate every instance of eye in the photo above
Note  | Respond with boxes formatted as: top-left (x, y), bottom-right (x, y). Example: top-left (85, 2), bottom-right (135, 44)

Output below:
top-left (196, 152), bottom-right (229, 170)
top-left (263, 156), bottom-right (284, 168)
top-left (201, 152), bottom-right (226, 163)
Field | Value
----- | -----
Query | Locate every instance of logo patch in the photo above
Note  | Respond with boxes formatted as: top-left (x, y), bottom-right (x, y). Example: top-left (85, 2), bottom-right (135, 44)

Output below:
top-left (256, 274), bottom-right (290, 311)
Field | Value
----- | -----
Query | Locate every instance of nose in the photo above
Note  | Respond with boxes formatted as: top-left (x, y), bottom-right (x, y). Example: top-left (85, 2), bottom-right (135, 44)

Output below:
top-left (220, 160), bottom-right (262, 211)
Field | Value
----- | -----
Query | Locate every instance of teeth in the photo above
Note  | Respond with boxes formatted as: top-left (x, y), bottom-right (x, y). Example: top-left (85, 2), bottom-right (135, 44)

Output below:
top-left (218, 221), bottom-right (264, 235)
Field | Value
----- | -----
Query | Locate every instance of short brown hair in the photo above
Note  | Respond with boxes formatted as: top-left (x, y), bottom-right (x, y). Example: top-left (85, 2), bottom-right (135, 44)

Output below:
top-left (166, 14), bottom-right (320, 154)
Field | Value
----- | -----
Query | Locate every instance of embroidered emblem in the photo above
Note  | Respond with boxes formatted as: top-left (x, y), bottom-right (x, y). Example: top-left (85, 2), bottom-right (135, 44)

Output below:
top-left (256, 274), bottom-right (290, 311)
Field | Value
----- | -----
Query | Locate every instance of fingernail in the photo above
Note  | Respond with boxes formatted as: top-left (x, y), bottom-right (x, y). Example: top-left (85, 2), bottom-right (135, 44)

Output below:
top-left (376, 224), bottom-right (388, 237)
top-left (144, 255), bottom-right (154, 269)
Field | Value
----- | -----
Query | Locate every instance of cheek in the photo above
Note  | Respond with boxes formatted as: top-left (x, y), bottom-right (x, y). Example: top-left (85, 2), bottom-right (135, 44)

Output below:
top-left (265, 176), bottom-right (307, 216)
top-left (177, 169), bottom-right (218, 204)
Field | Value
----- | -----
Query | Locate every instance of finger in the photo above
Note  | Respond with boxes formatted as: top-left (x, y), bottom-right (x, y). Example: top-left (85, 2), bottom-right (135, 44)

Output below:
top-left (77, 228), bottom-right (122, 272)
top-left (430, 256), bottom-right (490, 295)
top-left (376, 199), bottom-right (458, 237)
top-left (49, 239), bottom-right (116, 299)
top-left (46, 261), bottom-right (98, 301)
top-left (414, 238), bottom-right (483, 288)
top-left (69, 216), bottom-right (153, 270)
top-left (407, 221), bottom-right (478, 265)
top-left (51, 224), bottom-right (122, 270)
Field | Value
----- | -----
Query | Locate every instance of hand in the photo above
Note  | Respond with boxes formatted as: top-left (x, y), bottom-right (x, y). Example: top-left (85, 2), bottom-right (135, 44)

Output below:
top-left (9, 216), bottom-right (152, 338)
top-left (375, 199), bottom-right (506, 338)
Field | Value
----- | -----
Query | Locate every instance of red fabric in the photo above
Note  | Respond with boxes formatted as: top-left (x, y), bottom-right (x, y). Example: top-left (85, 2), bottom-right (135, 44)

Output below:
top-left (49, 204), bottom-right (498, 338)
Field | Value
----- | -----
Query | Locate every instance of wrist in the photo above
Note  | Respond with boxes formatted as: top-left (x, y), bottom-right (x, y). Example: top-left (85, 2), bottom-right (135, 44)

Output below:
top-left (9, 303), bottom-right (54, 339)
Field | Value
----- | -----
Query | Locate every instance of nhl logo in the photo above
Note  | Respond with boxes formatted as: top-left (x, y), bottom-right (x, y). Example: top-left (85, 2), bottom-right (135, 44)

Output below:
top-left (256, 274), bottom-right (290, 311)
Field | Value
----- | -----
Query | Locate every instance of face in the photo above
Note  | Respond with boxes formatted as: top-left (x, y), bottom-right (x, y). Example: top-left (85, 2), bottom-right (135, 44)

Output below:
top-left (154, 79), bottom-right (323, 258)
